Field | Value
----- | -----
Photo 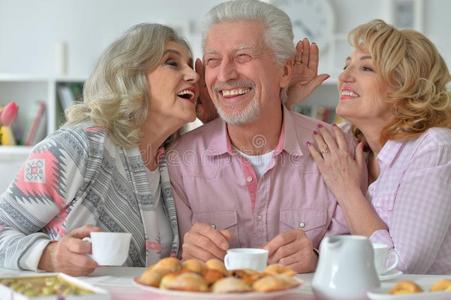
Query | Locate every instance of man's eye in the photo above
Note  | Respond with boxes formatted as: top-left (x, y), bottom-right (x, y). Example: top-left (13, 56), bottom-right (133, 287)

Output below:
top-left (206, 58), bottom-right (220, 67)
top-left (236, 54), bottom-right (252, 63)
top-left (343, 64), bottom-right (349, 70)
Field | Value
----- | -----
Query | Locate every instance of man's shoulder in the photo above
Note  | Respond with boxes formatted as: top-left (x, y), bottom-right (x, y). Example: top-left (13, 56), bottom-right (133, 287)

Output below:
top-left (286, 110), bottom-right (334, 135)
top-left (171, 118), bottom-right (223, 152)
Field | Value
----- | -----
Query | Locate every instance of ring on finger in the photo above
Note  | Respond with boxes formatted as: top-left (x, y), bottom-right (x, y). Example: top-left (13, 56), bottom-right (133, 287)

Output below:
top-left (320, 147), bottom-right (329, 154)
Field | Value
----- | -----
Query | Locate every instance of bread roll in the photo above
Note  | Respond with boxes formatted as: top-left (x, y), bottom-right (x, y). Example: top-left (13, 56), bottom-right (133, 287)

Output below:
top-left (389, 280), bottom-right (423, 295)
top-left (264, 264), bottom-right (296, 277)
top-left (182, 259), bottom-right (206, 274)
top-left (212, 277), bottom-right (252, 293)
top-left (206, 258), bottom-right (228, 276)
top-left (160, 272), bottom-right (208, 292)
top-left (253, 274), bottom-right (300, 292)
top-left (430, 279), bottom-right (451, 292)
top-left (137, 269), bottom-right (165, 287)
top-left (152, 257), bottom-right (182, 273)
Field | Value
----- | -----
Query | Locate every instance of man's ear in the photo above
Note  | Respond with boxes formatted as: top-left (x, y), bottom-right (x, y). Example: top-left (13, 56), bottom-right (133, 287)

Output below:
top-left (280, 59), bottom-right (294, 88)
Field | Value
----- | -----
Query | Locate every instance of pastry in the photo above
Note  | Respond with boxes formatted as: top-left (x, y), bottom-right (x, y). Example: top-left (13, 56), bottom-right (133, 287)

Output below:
top-left (264, 264), bottom-right (296, 277)
top-left (152, 257), bottom-right (182, 273)
top-left (137, 269), bottom-right (165, 287)
top-left (212, 277), bottom-right (252, 293)
top-left (430, 279), bottom-right (451, 292)
top-left (389, 280), bottom-right (423, 295)
top-left (182, 259), bottom-right (206, 274)
top-left (160, 272), bottom-right (208, 292)
top-left (206, 258), bottom-right (229, 276)
top-left (230, 269), bottom-right (265, 285)
top-left (203, 268), bottom-right (226, 285)
top-left (252, 274), bottom-right (300, 292)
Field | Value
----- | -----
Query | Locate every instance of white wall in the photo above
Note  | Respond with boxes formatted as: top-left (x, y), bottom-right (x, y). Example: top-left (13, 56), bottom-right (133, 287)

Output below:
top-left (1, 0), bottom-right (450, 77)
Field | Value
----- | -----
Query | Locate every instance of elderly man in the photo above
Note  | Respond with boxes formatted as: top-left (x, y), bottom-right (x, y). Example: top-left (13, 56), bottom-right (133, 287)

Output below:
top-left (168, 0), bottom-right (350, 273)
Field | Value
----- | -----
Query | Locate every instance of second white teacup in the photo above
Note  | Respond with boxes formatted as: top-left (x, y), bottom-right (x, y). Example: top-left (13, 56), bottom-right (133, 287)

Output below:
top-left (86, 232), bottom-right (132, 266)
top-left (224, 248), bottom-right (268, 272)
top-left (372, 243), bottom-right (399, 275)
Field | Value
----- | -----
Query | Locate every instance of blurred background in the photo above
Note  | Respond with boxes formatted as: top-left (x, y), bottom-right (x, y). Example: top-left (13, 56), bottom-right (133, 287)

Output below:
top-left (0, 0), bottom-right (450, 191)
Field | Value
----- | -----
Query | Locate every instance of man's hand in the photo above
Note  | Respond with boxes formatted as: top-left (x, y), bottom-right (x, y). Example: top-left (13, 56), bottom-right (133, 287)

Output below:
top-left (286, 39), bottom-right (330, 110)
top-left (182, 223), bottom-right (231, 261)
top-left (264, 229), bottom-right (317, 273)
top-left (38, 224), bottom-right (101, 276)
top-left (195, 58), bottom-right (218, 123)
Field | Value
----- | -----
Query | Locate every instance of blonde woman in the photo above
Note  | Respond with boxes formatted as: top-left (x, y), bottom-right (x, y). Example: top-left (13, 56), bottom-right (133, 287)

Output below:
top-left (303, 20), bottom-right (451, 274)
top-left (0, 23), bottom-right (199, 276)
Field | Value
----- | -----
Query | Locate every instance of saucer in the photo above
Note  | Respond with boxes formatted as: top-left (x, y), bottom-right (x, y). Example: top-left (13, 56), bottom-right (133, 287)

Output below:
top-left (378, 269), bottom-right (403, 281)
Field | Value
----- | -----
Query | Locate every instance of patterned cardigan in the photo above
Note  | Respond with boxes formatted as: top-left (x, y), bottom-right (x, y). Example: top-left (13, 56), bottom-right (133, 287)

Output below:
top-left (0, 123), bottom-right (179, 270)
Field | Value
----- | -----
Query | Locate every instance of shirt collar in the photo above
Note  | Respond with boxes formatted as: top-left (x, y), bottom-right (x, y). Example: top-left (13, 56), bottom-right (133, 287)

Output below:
top-left (376, 139), bottom-right (404, 167)
top-left (206, 105), bottom-right (304, 157)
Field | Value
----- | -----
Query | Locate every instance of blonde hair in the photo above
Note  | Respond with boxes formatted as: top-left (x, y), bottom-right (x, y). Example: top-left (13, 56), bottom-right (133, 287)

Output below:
top-left (349, 19), bottom-right (451, 143)
top-left (66, 23), bottom-right (191, 148)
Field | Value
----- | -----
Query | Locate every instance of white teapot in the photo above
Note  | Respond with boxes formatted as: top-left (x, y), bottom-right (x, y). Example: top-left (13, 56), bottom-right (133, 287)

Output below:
top-left (312, 235), bottom-right (380, 300)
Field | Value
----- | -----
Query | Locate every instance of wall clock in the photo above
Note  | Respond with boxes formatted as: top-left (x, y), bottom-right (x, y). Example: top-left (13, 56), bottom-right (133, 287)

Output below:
top-left (271, 0), bottom-right (336, 52)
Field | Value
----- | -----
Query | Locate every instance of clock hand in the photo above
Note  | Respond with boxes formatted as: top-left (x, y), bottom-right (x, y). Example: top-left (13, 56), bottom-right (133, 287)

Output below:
top-left (293, 19), bottom-right (315, 40)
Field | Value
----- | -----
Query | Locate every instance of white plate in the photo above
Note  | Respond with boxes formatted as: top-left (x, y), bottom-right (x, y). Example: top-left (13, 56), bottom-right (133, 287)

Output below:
top-left (133, 277), bottom-right (303, 300)
top-left (379, 270), bottom-right (403, 281)
top-left (368, 284), bottom-right (451, 300)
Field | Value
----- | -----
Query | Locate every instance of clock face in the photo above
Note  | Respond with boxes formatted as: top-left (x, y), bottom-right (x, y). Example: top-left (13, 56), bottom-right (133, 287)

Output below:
top-left (271, 0), bottom-right (335, 52)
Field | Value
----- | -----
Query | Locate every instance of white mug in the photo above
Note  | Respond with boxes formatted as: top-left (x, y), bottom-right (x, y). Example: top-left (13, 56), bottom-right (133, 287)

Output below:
top-left (372, 243), bottom-right (399, 275)
top-left (85, 232), bottom-right (132, 266)
top-left (224, 248), bottom-right (268, 272)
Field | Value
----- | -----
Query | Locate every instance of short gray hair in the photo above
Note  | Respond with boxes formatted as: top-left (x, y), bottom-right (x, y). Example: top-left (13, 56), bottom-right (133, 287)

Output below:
top-left (66, 23), bottom-right (191, 148)
top-left (202, 0), bottom-right (295, 65)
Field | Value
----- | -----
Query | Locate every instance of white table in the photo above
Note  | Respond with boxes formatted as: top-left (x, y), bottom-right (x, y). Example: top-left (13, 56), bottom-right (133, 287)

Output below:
top-left (0, 267), bottom-right (446, 300)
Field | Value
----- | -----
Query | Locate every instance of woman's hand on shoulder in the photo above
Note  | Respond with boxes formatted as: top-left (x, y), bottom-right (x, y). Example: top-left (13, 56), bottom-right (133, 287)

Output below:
top-left (38, 224), bottom-right (101, 276)
top-left (307, 124), bottom-right (365, 200)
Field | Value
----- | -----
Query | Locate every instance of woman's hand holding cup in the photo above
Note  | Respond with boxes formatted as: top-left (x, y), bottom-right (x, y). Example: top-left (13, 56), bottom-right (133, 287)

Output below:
top-left (38, 224), bottom-right (101, 276)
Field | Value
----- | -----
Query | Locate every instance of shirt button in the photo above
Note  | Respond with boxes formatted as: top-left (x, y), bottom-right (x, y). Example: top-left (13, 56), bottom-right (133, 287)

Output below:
top-left (211, 224), bottom-right (216, 229)
top-left (246, 176), bottom-right (253, 183)
top-left (299, 222), bottom-right (305, 228)
top-left (257, 215), bottom-right (262, 221)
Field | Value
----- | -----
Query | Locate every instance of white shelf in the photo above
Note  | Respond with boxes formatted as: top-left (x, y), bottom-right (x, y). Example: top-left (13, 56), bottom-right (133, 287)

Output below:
top-left (0, 74), bottom-right (48, 82)
top-left (0, 146), bottom-right (32, 156)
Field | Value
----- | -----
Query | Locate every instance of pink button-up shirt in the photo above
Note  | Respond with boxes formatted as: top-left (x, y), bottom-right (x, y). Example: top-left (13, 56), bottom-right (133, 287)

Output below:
top-left (168, 107), bottom-right (349, 250)
top-left (368, 127), bottom-right (451, 274)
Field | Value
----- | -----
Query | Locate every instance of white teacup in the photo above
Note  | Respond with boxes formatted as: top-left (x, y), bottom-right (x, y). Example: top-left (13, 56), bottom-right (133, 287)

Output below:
top-left (224, 248), bottom-right (268, 272)
top-left (372, 243), bottom-right (399, 275)
top-left (86, 232), bottom-right (132, 266)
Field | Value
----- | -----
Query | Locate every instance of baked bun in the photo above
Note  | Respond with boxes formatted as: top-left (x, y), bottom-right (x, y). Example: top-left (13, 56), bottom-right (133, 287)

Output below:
top-left (152, 257), bottom-right (182, 273)
top-left (430, 279), bottom-right (451, 292)
top-left (231, 269), bottom-right (265, 285)
top-left (160, 272), bottom-right (208, 292)
top-left (389, 280), bottom-right (423, 295)
top-left (203, 268), bottom-right (226, 286)
top-left (264, 264), bottom-right (296, 277)
top-left (212, 277), bottom-right (252, 293)
top-left (253, 274), bottom-right (300, 292)
top-left (182, 259), bottom-right (206, 274)
top-left (206, 258), bottom-right (228, 276)
top-left (137, 269), bottom-right (165, 287)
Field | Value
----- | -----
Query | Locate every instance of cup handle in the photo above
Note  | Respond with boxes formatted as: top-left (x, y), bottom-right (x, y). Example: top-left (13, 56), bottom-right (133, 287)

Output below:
top-left (385, 250), bottom-right (399, 273)
top-left (224, 254), bottom-right (230, 270)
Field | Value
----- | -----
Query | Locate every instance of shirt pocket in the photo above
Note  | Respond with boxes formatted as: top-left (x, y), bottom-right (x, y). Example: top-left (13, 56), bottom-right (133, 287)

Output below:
top-left (370, 194), bottom-right (395, 224)
top-left (192, 210), bottom-right (240, 248)
top-left (279, 209), bottom-right (328, 247)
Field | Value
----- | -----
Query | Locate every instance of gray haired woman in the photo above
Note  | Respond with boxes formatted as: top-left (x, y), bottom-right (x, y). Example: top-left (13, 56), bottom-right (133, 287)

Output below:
top-left (0, 23), bottom-right (199, 276)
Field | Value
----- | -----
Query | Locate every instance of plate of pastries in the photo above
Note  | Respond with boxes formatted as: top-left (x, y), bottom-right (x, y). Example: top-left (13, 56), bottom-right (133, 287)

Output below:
top-left (134, 257), bottom-right (302, 299)
top-left (367, 278), bottom-right (451, 299)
